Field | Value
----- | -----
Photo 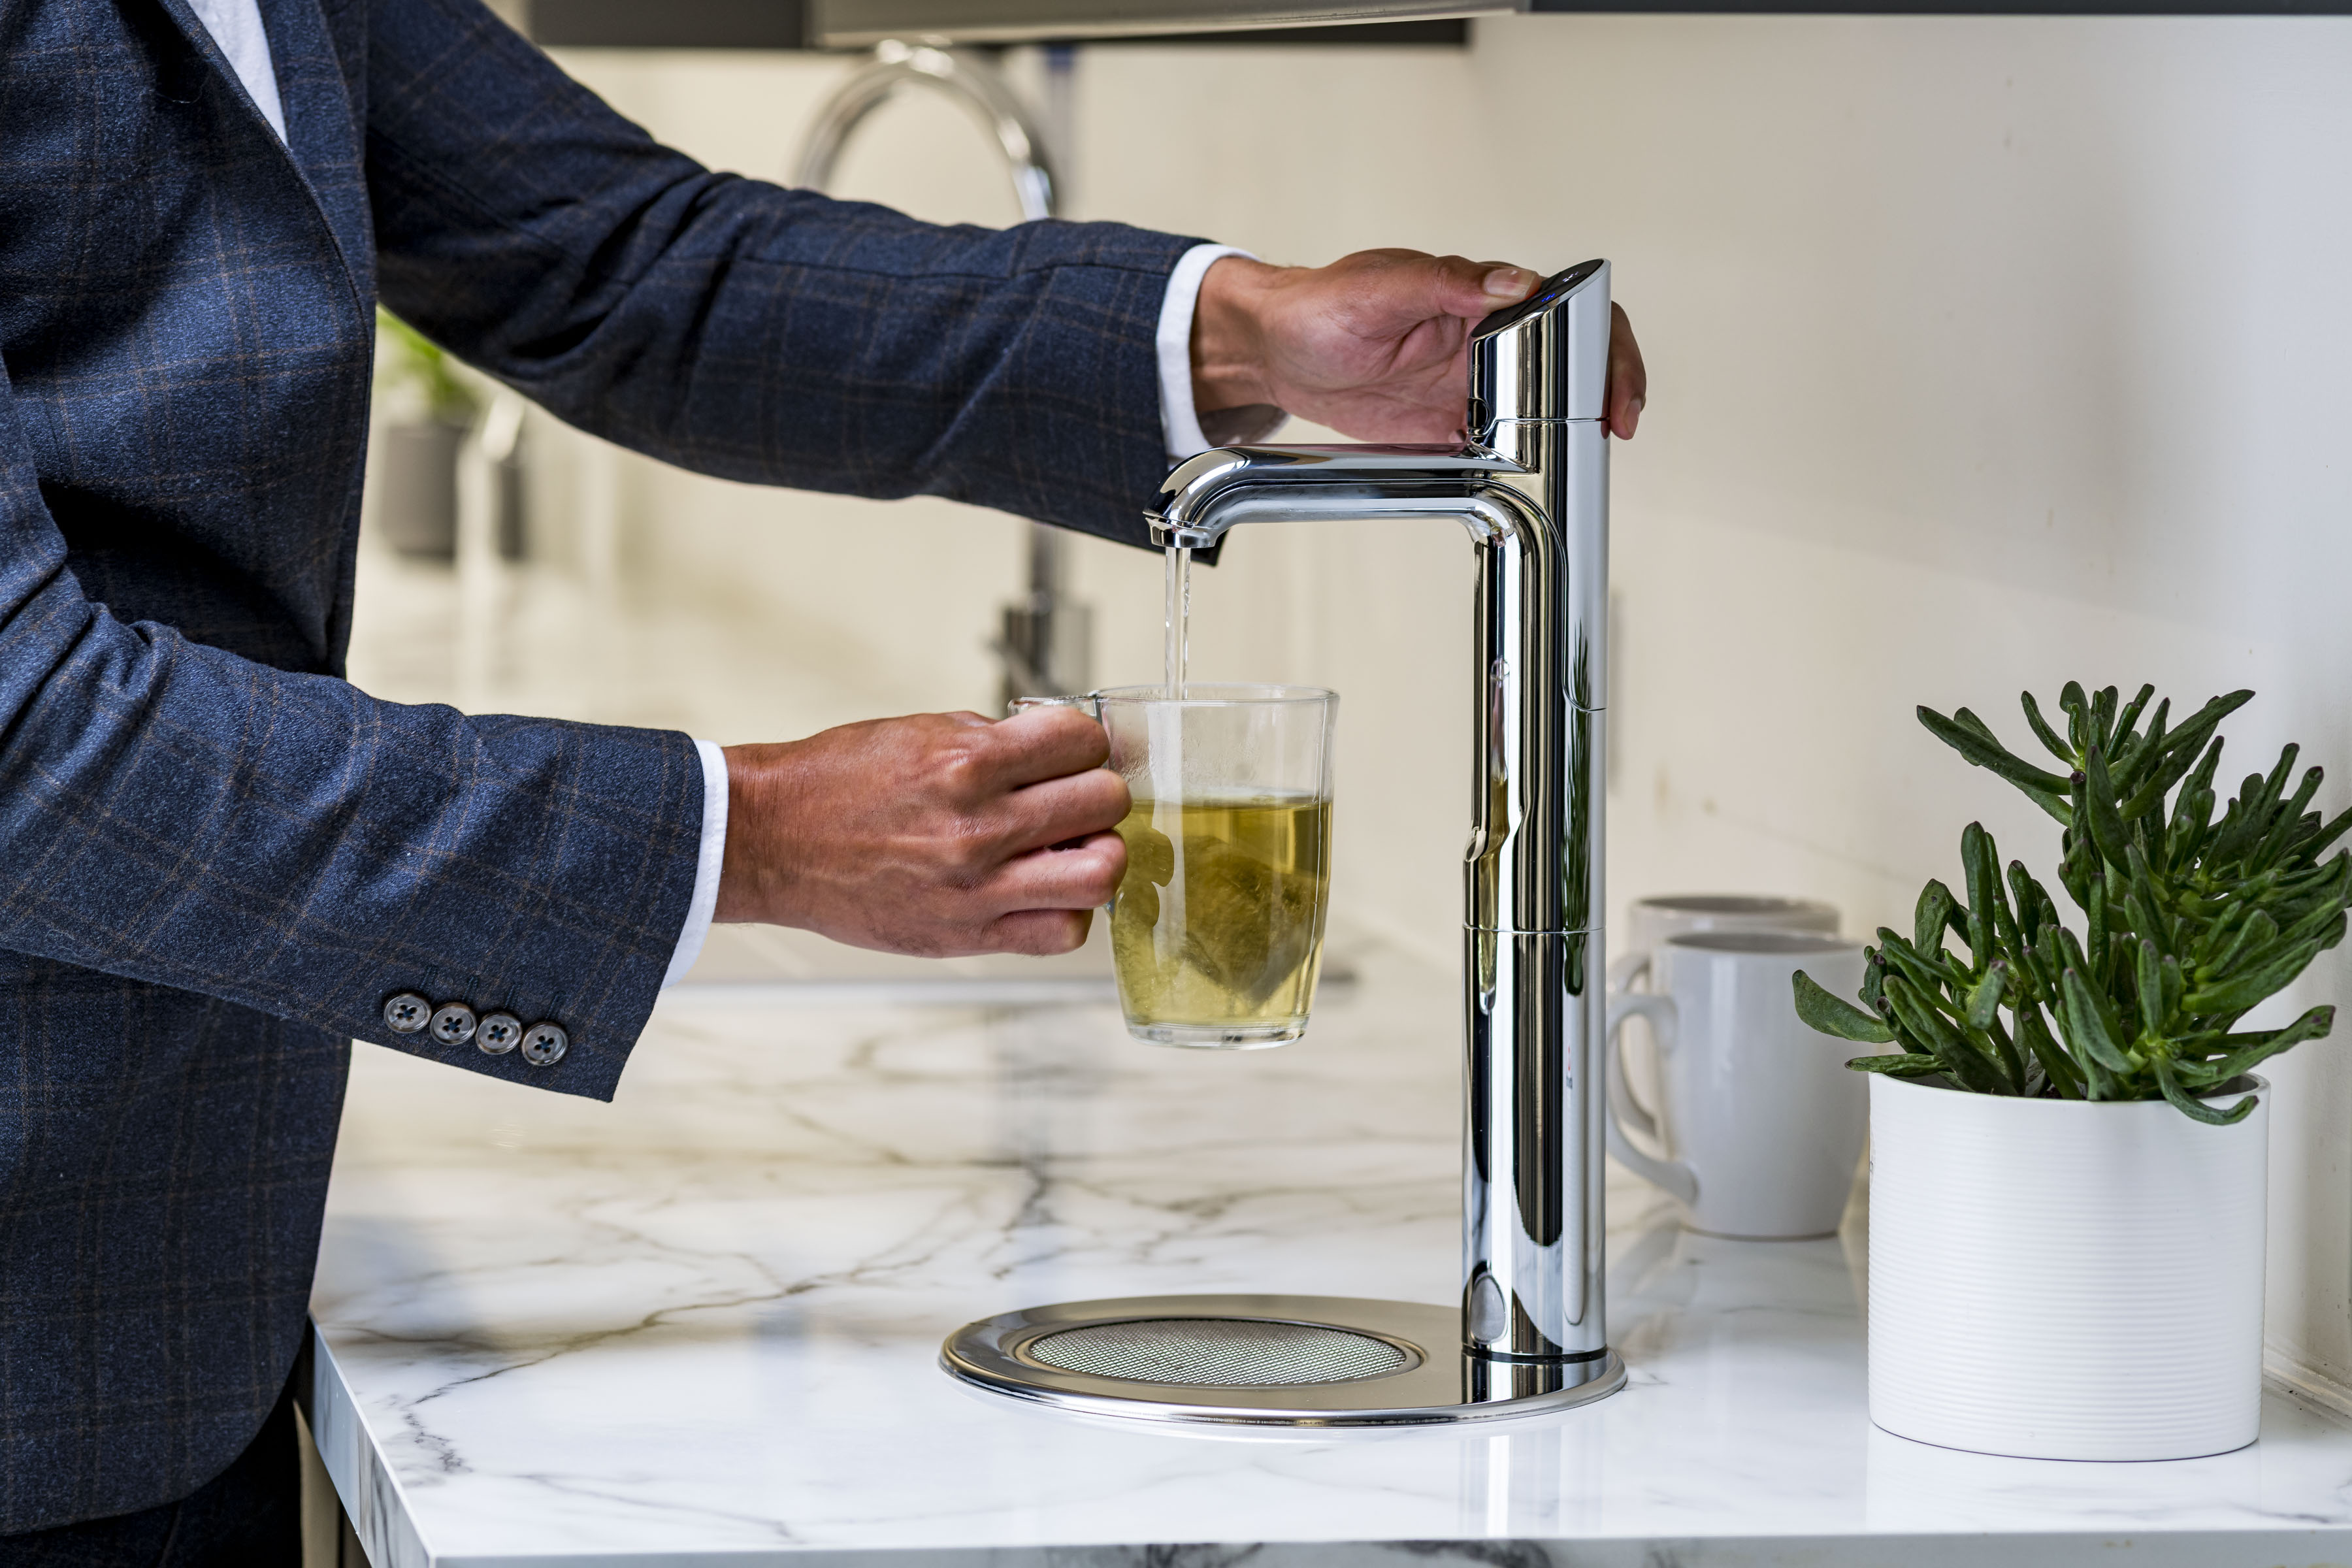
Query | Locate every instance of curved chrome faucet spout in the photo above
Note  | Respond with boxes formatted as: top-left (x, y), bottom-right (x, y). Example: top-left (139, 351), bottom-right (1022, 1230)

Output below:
top-left (1143, 263), bottom-right (1614, 1369)
top-left (1149, 443), bottom-right (1528, 549)
top-left (793, 42), bottom-right (1058, 223)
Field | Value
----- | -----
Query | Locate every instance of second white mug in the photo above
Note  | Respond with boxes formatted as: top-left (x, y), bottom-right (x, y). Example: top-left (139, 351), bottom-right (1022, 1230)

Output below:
top-left (1609, 893), bottom-right (1841, 995)
top-left (1607, 894), bottom-right (1840, 1204)
top-left (1606, 931), bottom-right (1869, 1239)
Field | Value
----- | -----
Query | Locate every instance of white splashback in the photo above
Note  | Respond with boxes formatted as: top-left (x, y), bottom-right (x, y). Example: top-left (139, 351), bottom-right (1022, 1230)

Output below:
top-left (410, 21), bottom-right (2352, 1400)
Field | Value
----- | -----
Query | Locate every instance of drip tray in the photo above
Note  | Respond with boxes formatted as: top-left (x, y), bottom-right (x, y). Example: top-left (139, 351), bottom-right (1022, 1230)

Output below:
top-left (941, 1294), bottom-right (1624, 1428)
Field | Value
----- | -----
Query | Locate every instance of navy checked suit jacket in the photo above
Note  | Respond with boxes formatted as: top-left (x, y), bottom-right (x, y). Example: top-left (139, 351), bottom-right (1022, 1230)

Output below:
top-left (0, 0), bottom-right (1196, 1532)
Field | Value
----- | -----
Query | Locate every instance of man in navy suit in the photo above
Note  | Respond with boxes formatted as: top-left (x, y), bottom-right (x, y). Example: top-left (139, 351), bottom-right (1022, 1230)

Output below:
top-left (0, 0), bottom-right (1645, 1557)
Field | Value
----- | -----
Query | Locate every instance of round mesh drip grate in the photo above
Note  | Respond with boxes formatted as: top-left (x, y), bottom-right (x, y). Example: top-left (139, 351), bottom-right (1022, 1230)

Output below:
top-left (1025, 1317), bottom-right (1413, 1387)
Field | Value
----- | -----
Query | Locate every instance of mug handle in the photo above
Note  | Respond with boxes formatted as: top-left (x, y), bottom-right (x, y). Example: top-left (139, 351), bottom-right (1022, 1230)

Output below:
top-left (1005, 693), bottom-right (1103, 721)
top-left (1604, 951), bottom-right (1659, 1141)
top-left (1604, 992), bottom-right (1700, 1208)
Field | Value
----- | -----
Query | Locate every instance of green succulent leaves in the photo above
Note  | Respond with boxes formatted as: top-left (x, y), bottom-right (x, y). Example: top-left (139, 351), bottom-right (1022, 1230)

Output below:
top-left (1792, 685), bottom-right (2348, 1122)
top-left (1793, 971), bottom-right (1895, 1043)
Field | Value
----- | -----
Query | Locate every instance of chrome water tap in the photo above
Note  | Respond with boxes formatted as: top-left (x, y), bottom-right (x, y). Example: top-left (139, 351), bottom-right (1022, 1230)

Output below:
top-left (1149, 261), bottom-right (1613, 1369)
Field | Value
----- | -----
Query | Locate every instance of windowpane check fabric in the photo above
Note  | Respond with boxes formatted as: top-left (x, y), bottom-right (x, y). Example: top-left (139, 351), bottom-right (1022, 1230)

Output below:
top-left (0, 0), bottom-right (1196, 1533)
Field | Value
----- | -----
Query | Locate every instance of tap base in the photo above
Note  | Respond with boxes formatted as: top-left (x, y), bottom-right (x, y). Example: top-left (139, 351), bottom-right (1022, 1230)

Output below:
top-left (942, 1293), bottom-right (1624, 1428)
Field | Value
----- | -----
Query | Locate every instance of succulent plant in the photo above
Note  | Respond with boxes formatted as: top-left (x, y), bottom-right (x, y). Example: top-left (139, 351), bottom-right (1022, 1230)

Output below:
top-left (1793, 684), bottom-right (2352, 1123)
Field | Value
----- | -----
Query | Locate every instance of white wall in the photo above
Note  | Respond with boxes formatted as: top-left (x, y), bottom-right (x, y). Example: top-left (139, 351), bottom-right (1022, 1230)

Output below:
top-left (532, 22), bottom-right (2352, 1394)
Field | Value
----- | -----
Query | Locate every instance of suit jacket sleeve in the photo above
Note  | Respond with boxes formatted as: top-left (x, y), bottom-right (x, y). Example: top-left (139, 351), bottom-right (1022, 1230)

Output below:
top-left (364, 0), bottom-right (1204, 549)
top-left (0, 352), bottom-right (704, 1101)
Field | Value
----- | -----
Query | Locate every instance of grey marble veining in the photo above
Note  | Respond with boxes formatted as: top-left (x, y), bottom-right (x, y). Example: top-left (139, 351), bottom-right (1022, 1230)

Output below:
top-left (310, 954), bottom-right (2352, 1567)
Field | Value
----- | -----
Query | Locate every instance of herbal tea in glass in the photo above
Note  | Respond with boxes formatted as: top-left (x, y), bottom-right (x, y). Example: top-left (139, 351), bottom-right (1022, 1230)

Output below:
top-left (1098, 685), bottom-right (1337, 1049)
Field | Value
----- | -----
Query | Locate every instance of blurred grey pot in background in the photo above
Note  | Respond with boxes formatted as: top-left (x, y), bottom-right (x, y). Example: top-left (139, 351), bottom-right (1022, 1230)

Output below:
top-left (373, 419), bottom-right (466, 559)
top-left (372, 310), bottom-right (525, 561)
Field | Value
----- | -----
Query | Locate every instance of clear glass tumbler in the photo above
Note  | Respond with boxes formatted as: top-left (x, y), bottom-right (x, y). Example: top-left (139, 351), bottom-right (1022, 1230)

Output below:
top-left (1096, 684), bottom-right (1338, 1049)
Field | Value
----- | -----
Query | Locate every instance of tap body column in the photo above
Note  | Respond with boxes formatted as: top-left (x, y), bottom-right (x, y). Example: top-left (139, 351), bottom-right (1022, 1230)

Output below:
top-left (1460, 262), bottom-right (1612, 1364)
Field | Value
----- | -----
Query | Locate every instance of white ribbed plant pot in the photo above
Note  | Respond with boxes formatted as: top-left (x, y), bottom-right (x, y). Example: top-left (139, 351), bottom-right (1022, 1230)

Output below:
top-left (1869, 1072), bottom-right (2268, 1461)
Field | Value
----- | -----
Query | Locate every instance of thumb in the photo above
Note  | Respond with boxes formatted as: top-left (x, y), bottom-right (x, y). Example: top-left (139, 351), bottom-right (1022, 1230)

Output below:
top-left (1415, 255), bottom-right (1541, 322)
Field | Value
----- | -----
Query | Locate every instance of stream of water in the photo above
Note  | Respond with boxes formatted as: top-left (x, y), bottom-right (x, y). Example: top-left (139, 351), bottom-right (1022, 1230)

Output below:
top-left (1163, 544), bottom-right (1191, 698)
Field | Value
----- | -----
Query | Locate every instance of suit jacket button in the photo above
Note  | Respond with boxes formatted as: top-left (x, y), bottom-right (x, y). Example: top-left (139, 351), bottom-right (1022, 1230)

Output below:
top-left (520, 1022), bottom-right (568, 1067)
top-left (476, 1013), bottom-right (523, 1055)
top-left (383, 993), bottom-right (431, 1034)
top-left (429, 1003), bottom-right (478, 1047)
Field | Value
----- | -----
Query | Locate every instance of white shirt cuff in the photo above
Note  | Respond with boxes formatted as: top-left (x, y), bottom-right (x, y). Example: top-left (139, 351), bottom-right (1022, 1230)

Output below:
top-left (662, 738), bottom-right (729, 988)
top-left (1157, 244), bottom-right (1258, 461)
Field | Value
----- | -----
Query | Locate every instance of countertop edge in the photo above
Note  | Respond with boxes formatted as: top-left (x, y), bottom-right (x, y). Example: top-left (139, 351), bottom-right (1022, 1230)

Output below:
top-left (310, 1325), bottom-right (439, 1568)
top-left (406, 1531), bottom-right (2352, 1568)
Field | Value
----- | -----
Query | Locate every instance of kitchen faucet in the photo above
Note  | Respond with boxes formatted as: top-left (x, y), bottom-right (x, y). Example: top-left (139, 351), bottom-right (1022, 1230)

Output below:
top-left (943, 262), bottom-right (1624, 1422)
top-left (794, 42), bottom-right (1093, 708)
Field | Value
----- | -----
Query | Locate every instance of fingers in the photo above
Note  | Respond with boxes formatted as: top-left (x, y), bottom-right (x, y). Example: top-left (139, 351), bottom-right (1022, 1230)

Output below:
top-left (942, 828), bottom-right (1122, 955)
top-left (985, 907), bottom-right (1096, 957)
top-left (990, 829), bottom-right (1128, 915)
top-left (1607, 301), bottom-right (1646, 440)
top-left (973, 705), bottom-right (1109, 790)
top-left (718, 710), bottom-right (1135, 953)
top-left (998, 765), bottom-right (1130, 856)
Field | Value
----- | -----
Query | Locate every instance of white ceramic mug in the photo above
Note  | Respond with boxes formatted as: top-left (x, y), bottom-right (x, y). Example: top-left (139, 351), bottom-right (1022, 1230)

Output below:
top-left (1605, 931), bottom-right (1869, 1239)
top-left (1607, 895), bottom-right (1840, 1204)
top-left (1608, 894), bottom-right (1841, 996)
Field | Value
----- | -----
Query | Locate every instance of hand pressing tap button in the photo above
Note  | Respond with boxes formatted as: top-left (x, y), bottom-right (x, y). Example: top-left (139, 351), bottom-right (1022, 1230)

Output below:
top-left (519, 1022), bottom-right (568, 1067)
top-left (475, 1012), bottom-right (523, 1056)
top-left (429, 1003), bottom-right (478, 1047)
top-left (382, 993), bottom-right (431, 1034)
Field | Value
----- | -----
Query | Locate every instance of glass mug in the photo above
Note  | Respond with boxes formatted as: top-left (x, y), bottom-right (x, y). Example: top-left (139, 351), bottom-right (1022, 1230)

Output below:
top-left (1081, 684), bottom-right (1339, 1050)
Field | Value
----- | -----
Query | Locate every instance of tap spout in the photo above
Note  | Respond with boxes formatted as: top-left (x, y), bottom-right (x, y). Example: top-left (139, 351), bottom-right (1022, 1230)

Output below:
top-left (1141, 263), bottom-right (1613, 1368)
top-left (1148, 444), bottom-right (1529, 551)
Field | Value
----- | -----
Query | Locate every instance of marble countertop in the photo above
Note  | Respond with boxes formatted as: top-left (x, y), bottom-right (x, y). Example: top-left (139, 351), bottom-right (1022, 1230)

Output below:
top-left (308, 949), bottom-right (2352, 1568)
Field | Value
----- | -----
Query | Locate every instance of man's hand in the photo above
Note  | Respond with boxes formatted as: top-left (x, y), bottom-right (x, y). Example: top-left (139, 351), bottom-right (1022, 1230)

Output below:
top-left (715, 708), bottom-right (1128, 956)
top-left (1192, 250), bottom-right (1646, 444)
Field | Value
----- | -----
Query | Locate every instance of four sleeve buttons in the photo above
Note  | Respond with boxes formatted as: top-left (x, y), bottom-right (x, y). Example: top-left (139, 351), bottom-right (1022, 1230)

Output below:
top-left (381, 993), bottom-right (572, 1070)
